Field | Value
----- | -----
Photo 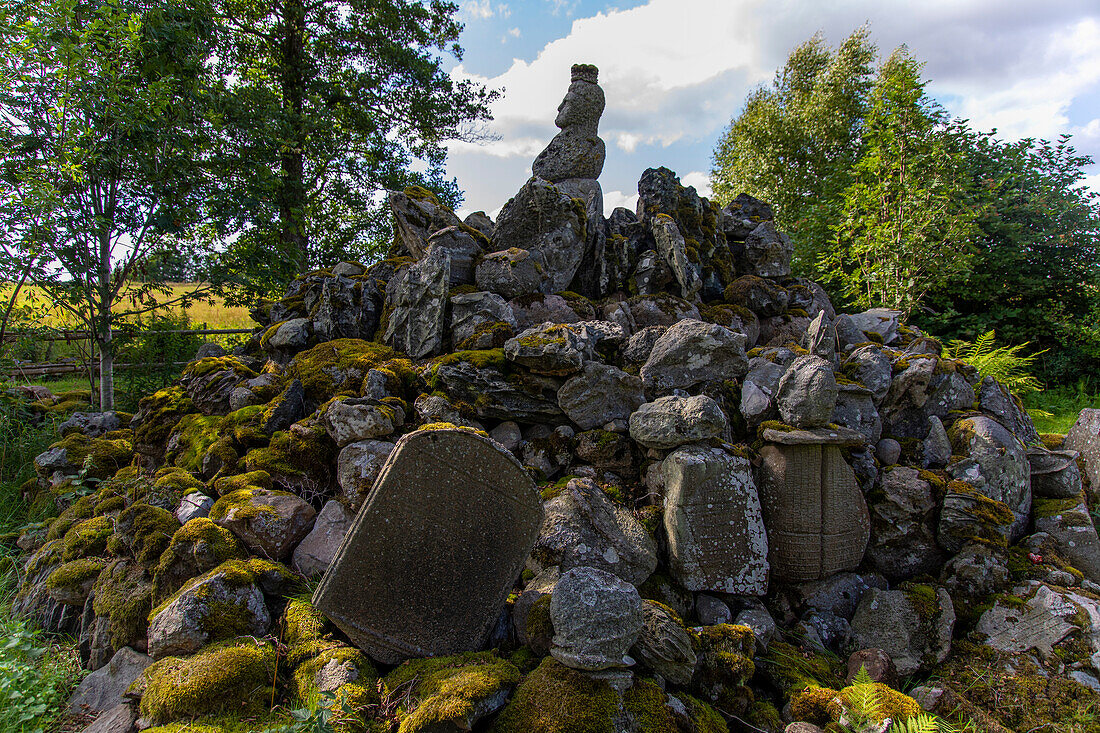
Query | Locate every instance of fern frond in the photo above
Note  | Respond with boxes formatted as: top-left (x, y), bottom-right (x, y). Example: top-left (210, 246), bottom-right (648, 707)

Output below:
top-left (853, 664), bottom-right (875, 687)
top-left (944, 329), bottom-right (1045, 395)
top-left (890, 713), bottom-right (945, 733)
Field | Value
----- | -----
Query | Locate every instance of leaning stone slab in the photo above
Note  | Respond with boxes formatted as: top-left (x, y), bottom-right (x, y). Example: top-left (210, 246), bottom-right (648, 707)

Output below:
top-left (662, 445), bottom-right (768, 595)
top-left (1066, 408), bottom-right (1100, 496)
top-left (976, 582), bottom-right (1079, 656)
top-left (758, 434), bottom-right (870, 583)
top-left (314, 428), bottom-right (541, 664)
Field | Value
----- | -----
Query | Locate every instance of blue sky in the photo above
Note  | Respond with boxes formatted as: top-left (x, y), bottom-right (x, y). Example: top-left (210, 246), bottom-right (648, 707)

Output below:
top-left (439, 0), bottom-right (1100, 218)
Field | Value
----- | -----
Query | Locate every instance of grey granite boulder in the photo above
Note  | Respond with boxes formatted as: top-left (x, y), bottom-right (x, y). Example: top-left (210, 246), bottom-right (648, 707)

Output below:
top-left (475, 247), bottom-right (548, 299)
top-left (949, 415), bottom-right (1032, 539)
top-left (550, 566), bottom-right (643, 671)
top-left (174, 494), bottom-right (213, 525)
top-left (336, 439), bottom-right (394, 510)
top-left (147, 566), bottom-right (271, 658)
top-left (210, 489), bottom-right (316, 561)
top-left (292, 500), bottom-right (355, 578)
top-left (628, 395), bottom-right (727, 450)
top-left (59, 412), bottom-right (121, 438)
top-left (531, 477), bottom-right (657, 585)
top-left (431, 359), bottom-right (563, 422)
top-left (383, 245), bottom-right (450, 359)
top-left (449, 291), bottom-right (516, 347)
top-left (491, 177), bottom-right (587, 293)
top-left (744, 221), bottom-right (793, 279)
top-left (426, 226), bottom-right (484, 286)
top-left (662, 445), bottom-right (768, 595)
top-left (850, 586), bottom-right (955, 675)
top-left (66, 646), bottom-right (152, 715)
top-left (388, 187), bottom-right (465, 259)
top-left (630, 600), bottom-right (697, 685)
top-left (1065, 409), bottom-right (1100, 495)
top-left (1028, 447), bottom-right (1084, 498)
top-left (865, 467), bottom-right (944, 582)
top-left (1033, 493), bottom-right (1100, 583)
top-left (640, 319), bottom-right (748, 394)
top-left (557, 362), bottom-right (646, 430)
top-left (848, 308), bottom-right (902, 344)
top-left (504, 322), bottom-right (598, 376)
top-left (652, 215), bottom-right (702, 300)
top-left (776, 355), bottom-right (838, 428)
top-left (978, 376), bottom-right (1039, 446)
top-left (832, 384), bottom-right (881, 444)
top-left (842, 345), bottom-right (893, 403)
top-left (322, 397), bottom-right (402, 447)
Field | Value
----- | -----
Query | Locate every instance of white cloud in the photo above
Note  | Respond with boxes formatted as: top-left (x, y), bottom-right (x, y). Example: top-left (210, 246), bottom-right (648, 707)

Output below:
top-left (681, 171), bottom-right (712, 199)
top-left (447, 0), bottom-right (1100, 212)
top-left (603, 189), bottom-right (639, 213)
top-left (461, 1), bottom-right (509, 20)
top-left (502, 27), bottom-right (521, 43)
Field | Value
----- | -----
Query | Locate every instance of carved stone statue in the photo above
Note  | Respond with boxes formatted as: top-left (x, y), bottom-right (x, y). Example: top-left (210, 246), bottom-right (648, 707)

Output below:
top-left (532, 64), bottom-right (606, 182)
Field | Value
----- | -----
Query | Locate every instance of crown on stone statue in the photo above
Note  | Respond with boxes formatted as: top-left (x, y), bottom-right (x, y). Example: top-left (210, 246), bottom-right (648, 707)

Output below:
top-left (571, 64), bottom-right (599, 84)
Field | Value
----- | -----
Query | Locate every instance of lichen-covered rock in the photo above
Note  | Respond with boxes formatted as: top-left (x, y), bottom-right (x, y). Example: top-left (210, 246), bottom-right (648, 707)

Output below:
top-left (841, 346), bottom-right (892, 403)
top-left (389, 185), bottom-right (467, 259)
top-left (46, 558), bottom-right (108, 607)
top-left (937, 479), bottom-right (1016, 553)
top-left (662, 445), bottom-right (768, 595)
top-left (475, 247), bottom-right (549, 300)
top-left (336, 439), bottom-right (395, 510)
top-left (849, 585), bottom-right (955, 675)
top-left (209, 488), bottom-right (316, 561)
top-left (430, 351), bottom-right (564, 422)
top-left (178, 357), bottom-right (258, 416)
top-left (652, 214), bottom-right (702, 300)
top-left (1064, 408), bottom-right (1100, 496)
top-left (531, 477), bottom-right (657, 586)
top-left (1033, 493), bottom-right (1100, 583)
top-left (949, 415), bottom-right (1031, 539)
top-left (1028, 447), bottom-right (1084, 498)
top-left (292, 499), bottom-right (354, 578)
top-left (848, 309), bottom-right (901, 344)
top-left (939, 542), bottom-right (1010, 609)
top-left (557, 362), bottom-right (646, 430)
top-left (175, 493), bottom-right (213, 525)
top-left (574, 429), bottom-right (640, 476)
top-left (744, 221), bottom-right (793, 279)
top-left (450, 291), bottom-right (517, 347)
top-left (59, 411), bottom-right (121, 438)
top-left (628, 395), bottom-right (726, 450)
top-left (427, 226), bottom-right (484, 286)
top-left (504, 321), bottom-right (598, 376)
top-left (865, 467), bottom-right (944, 582)
top-left (147, 560), bottom-right (273, 658)
top-left (724, 275), bottom-right (788, 317)
top-left (978, 376), bottom-right (1039, 446)
top-left (321, 396), bottom-right (402, 447)
top-left (491, 178), bottom-right (587, 294)
top-left (832, 384), bottom-right (881, 444)
top-left (383, 245), bottom-right (450, 359)
top-left (551, 566), bottom-right (643, 671)
top-left (630, 600), bottom-right (697, 685)
top-left (640, 319), bottom-right (748, 393)
top-left (776, 355), bottom-right (837, 429)
top-left (139, 637), bottom-right (278, 724)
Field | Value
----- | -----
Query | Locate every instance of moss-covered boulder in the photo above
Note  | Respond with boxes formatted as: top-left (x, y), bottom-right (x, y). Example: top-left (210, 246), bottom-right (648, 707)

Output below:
top-left (109, 503), bottom-right (179, 566)
top-left (152, 518), bottom-right (248, 603)
top-left (132, 387), bottom-right (198, 463)
top-left (147, 559), bottom-right (290, 658)
top-left (139, 637), bottom-right (278, 724)
top-left (87, 559), bottom-right (154, 669)
top-left (179, 356), bottom-right (260, 416)
top-left (209, 488), bottom-right (317, 561)
top-left (45, 557), bottom-right (108, 606)
top-left (287, 338), bottom-right (395, 403)
top-left (384, 651), bottom-right (520, 733)
top-left (240, 422), bottom-right (335, 496)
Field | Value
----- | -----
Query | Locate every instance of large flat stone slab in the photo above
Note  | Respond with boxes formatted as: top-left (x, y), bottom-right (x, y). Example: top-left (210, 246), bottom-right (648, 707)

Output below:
top-left (313, 428), bottom-right (541, 664)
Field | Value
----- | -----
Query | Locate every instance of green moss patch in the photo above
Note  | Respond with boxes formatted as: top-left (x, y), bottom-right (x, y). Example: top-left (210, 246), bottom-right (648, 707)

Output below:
top-left (152, 518), bottom-right (248, 603)
top-left (489, 657), bottom-right (619, 733)
top-left (139, 637), bottom-right (278, 724)
top-left (287, 339), bottom-right (396, 401)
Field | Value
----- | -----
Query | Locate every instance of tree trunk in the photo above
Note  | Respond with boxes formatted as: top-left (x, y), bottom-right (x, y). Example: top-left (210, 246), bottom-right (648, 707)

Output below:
top-left (279, 0), bottom-right (308, 273)
top-left (98, 228), bottom-right (114, 411)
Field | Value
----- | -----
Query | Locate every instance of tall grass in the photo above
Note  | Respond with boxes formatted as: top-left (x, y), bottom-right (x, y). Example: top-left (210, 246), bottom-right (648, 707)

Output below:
top-left (0, 392), bottom-right (86, 731)
top-left (1025, 379), bottom-right (1100, 435)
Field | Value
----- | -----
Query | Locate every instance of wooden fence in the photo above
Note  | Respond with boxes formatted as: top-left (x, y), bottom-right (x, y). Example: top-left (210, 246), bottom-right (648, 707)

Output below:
top-left (1, 327), bottom-right (256, 378)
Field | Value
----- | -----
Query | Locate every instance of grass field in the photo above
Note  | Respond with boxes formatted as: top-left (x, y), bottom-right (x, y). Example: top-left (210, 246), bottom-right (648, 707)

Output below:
top-left (1, 282), bottom-right (256, 331)
top-left (1025, 381), bottom-right (1099, 435)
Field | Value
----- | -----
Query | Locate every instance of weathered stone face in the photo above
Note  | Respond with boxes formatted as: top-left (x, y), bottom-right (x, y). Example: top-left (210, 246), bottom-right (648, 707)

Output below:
top-left (313, 428), bottom-right (541, 664)
top-left (662, 445), bottom-right (769, 595)
top-left (758, 439), bottom-right (870, 583)
top-left (383, 246), bottom-right (450, 359)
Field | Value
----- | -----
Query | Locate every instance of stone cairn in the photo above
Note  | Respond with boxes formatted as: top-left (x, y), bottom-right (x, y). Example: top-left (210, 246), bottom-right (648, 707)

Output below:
top-left (16, 63), bottom-right (1100, 733)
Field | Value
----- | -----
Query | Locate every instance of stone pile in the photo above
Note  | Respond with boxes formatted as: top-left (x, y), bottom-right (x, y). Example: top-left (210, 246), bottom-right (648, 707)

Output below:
top-left (13, 63), bottom-right (1100, 733)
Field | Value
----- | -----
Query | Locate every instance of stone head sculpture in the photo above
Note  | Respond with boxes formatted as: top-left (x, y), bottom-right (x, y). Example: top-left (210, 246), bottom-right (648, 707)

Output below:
top-left (554, 64), bottom-right (605, 131)
top-left (533, 63), bottom-right (607, 183)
